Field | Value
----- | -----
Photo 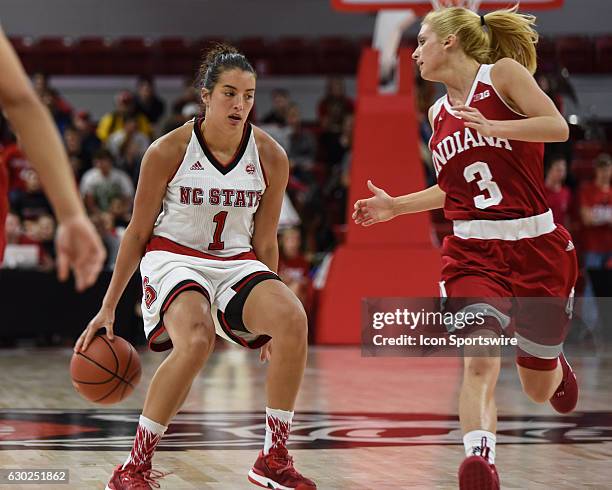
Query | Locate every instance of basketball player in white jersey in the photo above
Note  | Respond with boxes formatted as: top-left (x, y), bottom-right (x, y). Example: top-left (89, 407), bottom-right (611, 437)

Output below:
top-left (75, 44), bottom-right (316, 490)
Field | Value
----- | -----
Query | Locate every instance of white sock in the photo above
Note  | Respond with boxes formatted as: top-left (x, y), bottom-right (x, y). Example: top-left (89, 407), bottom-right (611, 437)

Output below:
top-left (264, 407), bottom-right (294, 455)
top-left (463, 430), bottom-right (496, 464)
top-left (138, 415), bottom-right (168, 436)
top-left (123, 415), bottom-right (168, 469)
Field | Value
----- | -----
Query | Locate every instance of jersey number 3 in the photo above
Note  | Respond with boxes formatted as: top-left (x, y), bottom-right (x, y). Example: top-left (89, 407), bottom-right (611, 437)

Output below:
top-left (463, 161), bottom-right (503, 209)
top-left (208, 211), bottom-right (228, 250)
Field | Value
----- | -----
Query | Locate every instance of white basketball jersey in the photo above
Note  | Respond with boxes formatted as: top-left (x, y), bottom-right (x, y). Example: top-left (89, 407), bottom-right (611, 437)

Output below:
top-left (153, 119), bottom-right (267, 258)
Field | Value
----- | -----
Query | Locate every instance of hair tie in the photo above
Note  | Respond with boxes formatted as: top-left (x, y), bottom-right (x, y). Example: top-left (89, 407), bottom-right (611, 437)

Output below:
top-left (480, 14), bottom-right (486, 26)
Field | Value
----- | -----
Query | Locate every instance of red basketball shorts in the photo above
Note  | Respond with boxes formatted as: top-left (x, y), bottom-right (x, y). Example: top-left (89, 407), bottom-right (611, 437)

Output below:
top-left (439, 211), bottom-right (578, 366)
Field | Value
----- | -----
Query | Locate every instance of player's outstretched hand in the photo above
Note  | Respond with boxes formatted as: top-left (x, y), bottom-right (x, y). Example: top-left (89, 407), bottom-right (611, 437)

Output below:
top-left (56, 214), bottom-right (106, 292)
top-left (352, 180), bottom-right (395, 227)
top-left (74, 306), bottom-right (115, 353)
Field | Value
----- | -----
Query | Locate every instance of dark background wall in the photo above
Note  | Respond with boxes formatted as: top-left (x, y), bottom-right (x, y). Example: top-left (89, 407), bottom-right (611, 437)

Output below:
top-left (0, 270), bottom-right (143, 346)
top-left (0, 0), bottom-right (610, 38)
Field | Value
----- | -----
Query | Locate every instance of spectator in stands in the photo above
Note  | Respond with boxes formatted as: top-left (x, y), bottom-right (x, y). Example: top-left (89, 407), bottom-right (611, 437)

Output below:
top-left (319, 108), bottom-right (353, 171)
top-left (3, 212), bottom-right (38, 270)
top-left (63, 125), bottom-right (92, 181)
top-left (318, 77), bottom-right (354, 133)
top-left (135, 76), bottom-right (165, 125)
top-left (91, 211), bottom-right (121, 270)
top-left (96, 91), bottom-right (152, 143)
top-left (544, 155), bottom-right (572, 226)
top-left (324, 114), bottom-right (354, 225)
top-left (278, 227), bottom-right (311, 309)
top-left (577, 153), bottom-right (612, 334)
top-left (2, 133), bottom-right (31, 200)
top-left (161, 101), bottom-right (200, 135)
top-left (171, 77), bottom-right (200, 117)
top-left (580, 153), bottom-right (612, 268)
top-left (287, 103), bottom-right (317, 176)
top-left (262, 88), bottom-right (290, 126)
top-left (9, 213), bottom-right (53, 271)
top-left (40, 88), bottom-right (72, 134)
top-left (11, 168), bottom-right (52, 221)
top-left (115, 137), bottom-right (144, 189)
top-left (108, 193), bottom-right (132, 229)
top-left (32, 72), bottom-right (73, 125)
top-left (106, 113), bottom-right (150, 163)
top-left (72, 110), bottom-right (101, 156)
top-left (5, 212), bottom-right (24, 245)
top-left (80, 149), bottom-right (134, 215)
top-left (36, 213), bottom-right (56, 270)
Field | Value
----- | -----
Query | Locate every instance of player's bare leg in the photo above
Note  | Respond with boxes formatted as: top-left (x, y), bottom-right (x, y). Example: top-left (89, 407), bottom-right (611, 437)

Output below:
top-left (517, 353), bottom-right (578, 413)
top-left (142, 291), bottom-right (215, 424)
top-left (106, 291), bottom-right (214, 490)
top-left (244, 280), bottom-right (307, 410)
top-left (517, 363), bottom-right (562, 402)
top-left (243, 279), bottom-right (316, 489)
top-left (460, 356), bottom-right (500, 434)
top-left (458, 330), bottom-right (501, 490)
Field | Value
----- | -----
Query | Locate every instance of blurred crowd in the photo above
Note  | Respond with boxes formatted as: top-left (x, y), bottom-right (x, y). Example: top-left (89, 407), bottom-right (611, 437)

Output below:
top-left (2, 68), bottom-right (611, 331)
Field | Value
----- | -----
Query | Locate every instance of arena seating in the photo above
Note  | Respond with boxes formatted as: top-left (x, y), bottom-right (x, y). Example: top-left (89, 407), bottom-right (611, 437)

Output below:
top-left (12, 34), bottom-right (612, 76)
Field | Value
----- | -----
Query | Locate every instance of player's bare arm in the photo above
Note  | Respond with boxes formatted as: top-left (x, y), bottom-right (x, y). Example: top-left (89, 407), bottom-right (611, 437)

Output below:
top-left (0, 26), bottom-right (105, 290)
top-left (251, 127), bottom-right (289, 273)
top-left (453, 58), bottom-right (569, 143)
top-left (75, 126), bottom-right (189, 352)
top-left (353, 181), bottom-right (445, 227)
top-left (352, 104), bottom-right (445, 227)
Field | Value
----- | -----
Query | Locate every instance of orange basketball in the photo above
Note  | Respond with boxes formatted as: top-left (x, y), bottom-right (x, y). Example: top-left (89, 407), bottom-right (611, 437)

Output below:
top-left (70, 335), bottom-right (141, 404)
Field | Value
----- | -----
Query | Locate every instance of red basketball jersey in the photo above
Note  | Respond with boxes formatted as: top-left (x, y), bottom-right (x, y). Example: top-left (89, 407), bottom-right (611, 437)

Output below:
top-left (429, 64), bottom-right (548, 221)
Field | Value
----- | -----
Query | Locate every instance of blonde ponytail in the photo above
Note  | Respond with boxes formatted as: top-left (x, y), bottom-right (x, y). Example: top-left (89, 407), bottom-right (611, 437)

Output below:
top-left (423, 5), bottom-right (539, 74)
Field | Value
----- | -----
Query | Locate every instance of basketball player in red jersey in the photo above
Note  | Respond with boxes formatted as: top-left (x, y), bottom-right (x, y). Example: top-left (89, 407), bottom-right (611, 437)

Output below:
top-left (353, 6), bottom-right (577, 489)
top-left (75, 44), bottom-right (316, 490)
top-left (0, 26), bottom-right (104, 290)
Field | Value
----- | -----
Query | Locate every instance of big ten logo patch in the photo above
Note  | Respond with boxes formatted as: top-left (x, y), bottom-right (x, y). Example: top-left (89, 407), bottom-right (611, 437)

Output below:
top-left (143, 277), bottom-right (157, 309)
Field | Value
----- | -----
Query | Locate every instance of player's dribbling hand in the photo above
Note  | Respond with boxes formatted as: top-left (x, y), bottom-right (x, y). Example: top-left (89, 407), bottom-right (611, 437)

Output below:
top-left (352, 180), bottom-right (395, 227)
top-left (260, 340), bottom-right (272, 363)
top-left (56, 214), bottom-right (106, 292)
top-left (452, 105), bottom-right (497, 137)
top-left (74, 306), bottom-right (115, 353)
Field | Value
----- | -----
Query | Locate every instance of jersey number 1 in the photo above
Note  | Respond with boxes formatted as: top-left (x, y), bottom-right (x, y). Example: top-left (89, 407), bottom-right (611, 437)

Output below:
top-left (463, 161), bottom-right (503, 210)
top-left (208, 211), bottom-right (228, 251)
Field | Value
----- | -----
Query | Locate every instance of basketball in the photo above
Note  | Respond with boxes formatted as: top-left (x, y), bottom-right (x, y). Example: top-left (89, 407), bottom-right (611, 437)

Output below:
top-left (70, 335), bottom-right (142, 404)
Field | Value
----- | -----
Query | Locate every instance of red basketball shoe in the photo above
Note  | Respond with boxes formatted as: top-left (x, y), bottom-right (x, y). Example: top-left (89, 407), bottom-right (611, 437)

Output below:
top-left (550, 352), bottom-right (578, 414)
top-left (458, 455), bottom-right (500, 490)
top-left (105, 463), bottom-right (167, 490)
top-left (248, 447), bottom-right (317, 489)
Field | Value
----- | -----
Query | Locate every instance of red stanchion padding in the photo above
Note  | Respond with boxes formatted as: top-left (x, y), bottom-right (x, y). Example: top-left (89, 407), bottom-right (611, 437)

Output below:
top-left (316, 47), bottom-right (441, 344)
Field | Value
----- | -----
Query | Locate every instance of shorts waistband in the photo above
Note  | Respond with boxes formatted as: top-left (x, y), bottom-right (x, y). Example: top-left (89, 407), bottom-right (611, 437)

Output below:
top-left (453, 209), bottom-right (556, 241)
top-left (145, 236), bottom-right (257, 260)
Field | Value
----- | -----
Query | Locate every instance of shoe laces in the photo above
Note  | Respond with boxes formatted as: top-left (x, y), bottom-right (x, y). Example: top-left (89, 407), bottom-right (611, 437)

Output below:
top-left (121, 466), bottom-right (169, 489)
top-left (268, 448), bottom-right (300, 477)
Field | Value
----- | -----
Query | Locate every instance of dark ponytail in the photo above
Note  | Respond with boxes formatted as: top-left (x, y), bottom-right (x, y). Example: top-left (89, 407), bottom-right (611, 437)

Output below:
top-left (196, 42), bottom-right (256, 91)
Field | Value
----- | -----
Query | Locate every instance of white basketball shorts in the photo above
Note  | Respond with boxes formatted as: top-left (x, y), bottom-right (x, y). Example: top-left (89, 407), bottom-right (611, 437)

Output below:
top-left (140, 242), bottom-right (279, 352)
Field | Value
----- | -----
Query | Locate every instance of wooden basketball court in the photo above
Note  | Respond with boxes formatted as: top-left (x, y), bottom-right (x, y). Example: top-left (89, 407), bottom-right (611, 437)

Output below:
top-left (0, 344), bottom-right (610, 489)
